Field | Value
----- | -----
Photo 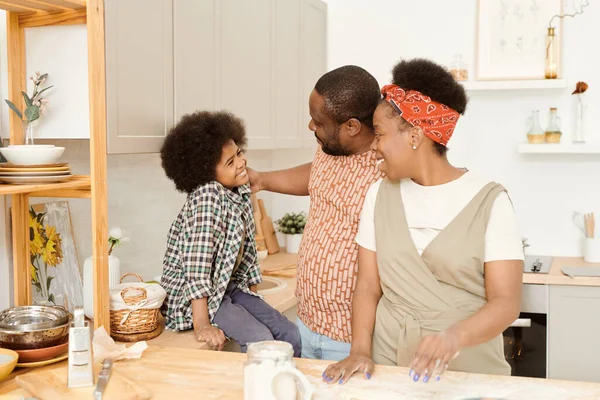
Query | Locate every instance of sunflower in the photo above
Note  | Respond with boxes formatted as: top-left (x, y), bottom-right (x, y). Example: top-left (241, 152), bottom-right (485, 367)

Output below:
top-left (41, 225), bottom-right (63, 267)
top-left (29, 212), bottom-right (45, 256)
top-left (30, 261), bottom-right (38, 283)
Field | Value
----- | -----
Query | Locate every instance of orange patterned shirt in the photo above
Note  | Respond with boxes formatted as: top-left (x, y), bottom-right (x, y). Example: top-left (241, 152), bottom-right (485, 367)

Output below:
top-left (296, 147), bottom-right (384, 342)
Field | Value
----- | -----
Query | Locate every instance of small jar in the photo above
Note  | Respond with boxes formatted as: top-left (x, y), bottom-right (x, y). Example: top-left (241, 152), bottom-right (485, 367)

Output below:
top-left (526, 110), bottom-right (545, 144)
top-left (244, 341), bottom-right (313, 400)
top-left (449, 53), bottom-right (468, 81)
top-left (544, 107), bottom-right (562, 144)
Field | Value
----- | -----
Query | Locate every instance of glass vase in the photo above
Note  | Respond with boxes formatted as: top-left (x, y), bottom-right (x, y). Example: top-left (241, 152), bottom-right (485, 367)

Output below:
top-left (544, 27), bottom-right (558, 79)
top-left (526, 110), bottom-right (545, 144)
top-left (25, 121), bottom-right (35, 145)
top-left (573, 94), bottom-right (586, 143)
top-left (544, 107), bottom-right (562, 144)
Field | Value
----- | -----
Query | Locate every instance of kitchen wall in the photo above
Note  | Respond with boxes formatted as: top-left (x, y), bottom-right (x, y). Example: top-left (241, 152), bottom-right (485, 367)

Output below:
top-left (323, 0), bottom-right (600, 256)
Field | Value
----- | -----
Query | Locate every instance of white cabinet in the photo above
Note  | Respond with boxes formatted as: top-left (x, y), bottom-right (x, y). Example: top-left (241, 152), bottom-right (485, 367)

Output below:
top-left (105, 0), bottom-right (174, 154)
top-left (172, 0), bottom-right (327, 152)
top-left (547, 285), bottom-right (600, 383)
top-left (301, 0), bottom-right (327, 149)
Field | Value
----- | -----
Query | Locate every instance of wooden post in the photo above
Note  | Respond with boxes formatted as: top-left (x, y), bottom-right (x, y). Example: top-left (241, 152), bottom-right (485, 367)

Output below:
top-left (86, 0), bottom-right (110, 332)
top-left (6, 11), bottom-right (25, 145)
top-left (11, 194), bottom-right (30, 305)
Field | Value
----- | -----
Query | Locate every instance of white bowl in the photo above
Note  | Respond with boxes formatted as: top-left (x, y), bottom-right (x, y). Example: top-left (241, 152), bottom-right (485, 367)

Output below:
top-left (7, 144), bottom-right (54, 149)
top-left (257, 250), bottom-right (268, 260)
top-left (0, 146), bottom-right (65, 165)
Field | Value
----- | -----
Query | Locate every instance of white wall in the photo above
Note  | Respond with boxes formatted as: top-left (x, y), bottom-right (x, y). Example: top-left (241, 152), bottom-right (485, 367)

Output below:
top-left (324, 0), bottom-right (600, 256)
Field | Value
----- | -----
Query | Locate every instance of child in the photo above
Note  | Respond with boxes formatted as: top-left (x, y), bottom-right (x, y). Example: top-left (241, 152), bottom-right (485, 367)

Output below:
top-left (159, 110), bottom-right (301, 356)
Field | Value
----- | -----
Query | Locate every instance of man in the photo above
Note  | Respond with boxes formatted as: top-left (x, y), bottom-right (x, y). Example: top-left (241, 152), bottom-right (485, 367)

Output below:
top-left (248, 65), bottom-right (383, 361)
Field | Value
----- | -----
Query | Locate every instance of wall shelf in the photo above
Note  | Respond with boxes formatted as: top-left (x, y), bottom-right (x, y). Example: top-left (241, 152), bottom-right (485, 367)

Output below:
top-left (517, 143), bottom-right (600, 154)
top-left (461, 79), bottom-right (568, 91)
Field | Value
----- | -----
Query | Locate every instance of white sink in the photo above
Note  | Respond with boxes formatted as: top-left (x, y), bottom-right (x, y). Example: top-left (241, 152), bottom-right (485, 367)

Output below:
top-left (257, 276), bottom-right (287, 294)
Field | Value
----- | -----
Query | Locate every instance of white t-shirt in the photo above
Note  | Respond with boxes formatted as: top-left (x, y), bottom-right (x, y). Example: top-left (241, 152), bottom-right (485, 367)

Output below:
top-left (355, 172), bottom-right (524, 262)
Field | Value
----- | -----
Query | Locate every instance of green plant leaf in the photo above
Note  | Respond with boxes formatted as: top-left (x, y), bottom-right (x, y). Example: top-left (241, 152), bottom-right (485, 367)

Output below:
top-left (48, 293), bottom-right (55, 304)
top-left (5, 99), bottom-right (23, 120)
top-left (24, 105), bottom-right (39, 122)
top-left (21, 91), bottom-right (33, 107)
top-left (47, 275), bottom-right (54, 290)
top-left (38, 73), bottom-right (48, 82)
top-left (35, 85), bottom-right (53, 99)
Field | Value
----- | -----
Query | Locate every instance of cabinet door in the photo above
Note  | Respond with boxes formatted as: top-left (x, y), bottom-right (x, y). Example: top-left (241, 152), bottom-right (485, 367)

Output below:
top-left (301, 0), bottom-right (327, 149)
top-left (548, 285), bottom-right (600, 382)
top-left (219, 0), bottom-right (274, 150)
top-left (105, 0), bottom-right (174, 154)
top-left (273, 0), bottom-right (302, 149)
top-left (173, 0), bottom-right (216, 121)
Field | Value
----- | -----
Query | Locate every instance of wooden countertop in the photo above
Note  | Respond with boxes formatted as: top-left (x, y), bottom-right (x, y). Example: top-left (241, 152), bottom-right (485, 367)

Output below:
top-left (523, 257), bottom-right (600, 286)
top-left (145, 252), bottom-right (298, 350)
top-left (2, 346), bottom-right (600, 399)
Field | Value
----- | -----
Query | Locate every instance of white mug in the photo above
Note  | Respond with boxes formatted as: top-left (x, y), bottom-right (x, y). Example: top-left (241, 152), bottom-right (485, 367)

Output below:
top-left (584, 238), bottom-right (600, 263)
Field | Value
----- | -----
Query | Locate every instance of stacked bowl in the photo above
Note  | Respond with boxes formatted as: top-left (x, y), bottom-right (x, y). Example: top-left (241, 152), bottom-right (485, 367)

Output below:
top-left (0, 144), bottom-right (70, 185)
top-left (0, 305), bottom-right (71, 364)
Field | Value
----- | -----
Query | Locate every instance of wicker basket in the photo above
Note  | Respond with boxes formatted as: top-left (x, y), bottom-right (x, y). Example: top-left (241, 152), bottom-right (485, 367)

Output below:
top-left (109, 273), bottom-right (160, 335)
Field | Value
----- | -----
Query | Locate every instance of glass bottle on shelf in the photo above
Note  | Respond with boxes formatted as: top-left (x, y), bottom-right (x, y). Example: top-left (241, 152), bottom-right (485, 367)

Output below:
top-left (527, 110), bottom-right (545, 144)
top-left (544, 107), bottom-right (562, 144)
top-left (448, 53), bottom-right (468, 82)
top-left (544, 27), bottom-right (558, 79)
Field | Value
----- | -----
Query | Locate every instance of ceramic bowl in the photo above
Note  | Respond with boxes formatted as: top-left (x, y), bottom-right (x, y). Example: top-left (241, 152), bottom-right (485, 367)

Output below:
top-left (0, 146), bottom-right (65, 165)
top-left (7, 144), bottom-right (54, 149)
top-left (14, 341), bottom-right (69, 363)
top-left (257, 249), bottom-right (268, 260)
top-left (0, 348), bottom-right (18, 381)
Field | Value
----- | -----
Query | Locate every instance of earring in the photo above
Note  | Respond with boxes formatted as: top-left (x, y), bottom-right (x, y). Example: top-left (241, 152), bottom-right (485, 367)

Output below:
top-left (412, 145), bottom-right (417, 150)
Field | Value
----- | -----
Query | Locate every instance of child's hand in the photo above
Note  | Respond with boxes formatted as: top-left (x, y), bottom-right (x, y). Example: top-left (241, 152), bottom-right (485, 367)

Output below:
top-left (195, 326), bottom-right (226, 351)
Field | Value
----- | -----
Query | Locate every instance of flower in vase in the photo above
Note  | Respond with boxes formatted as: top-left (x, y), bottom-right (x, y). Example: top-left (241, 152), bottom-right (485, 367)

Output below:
top-left (4, 71), bottom-right (54, 144)
top-left (108, 227), bottom-right (130, 256)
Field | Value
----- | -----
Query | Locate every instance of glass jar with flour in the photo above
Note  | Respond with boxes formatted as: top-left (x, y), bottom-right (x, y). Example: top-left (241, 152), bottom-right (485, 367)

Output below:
top-left (244, 341), bottom-right (314, 400)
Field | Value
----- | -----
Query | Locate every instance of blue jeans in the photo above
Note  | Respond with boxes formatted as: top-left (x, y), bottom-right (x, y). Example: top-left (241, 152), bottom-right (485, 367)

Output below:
top-left (213, 282), bottom-right (302, 357)
top-left (296, 318), bottom-right (351, 361)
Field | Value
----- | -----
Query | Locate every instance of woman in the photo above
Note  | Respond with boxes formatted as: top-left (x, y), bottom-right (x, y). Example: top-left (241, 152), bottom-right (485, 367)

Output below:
top-left (322, 59), bottom-right (524, 384)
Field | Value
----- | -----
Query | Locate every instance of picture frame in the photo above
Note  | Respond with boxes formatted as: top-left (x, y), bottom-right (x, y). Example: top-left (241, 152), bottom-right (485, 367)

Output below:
top-left (26, 201), bottom-right (83, 311)
top-left (475, 0), bottom-right (564, 80)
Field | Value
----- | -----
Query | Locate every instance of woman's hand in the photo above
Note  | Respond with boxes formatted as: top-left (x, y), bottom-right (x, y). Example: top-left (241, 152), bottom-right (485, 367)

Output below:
top-left (322, 353), bottom-right (374, 385)
top-left (409, 331), bottom-right (460, 383)
top-left (195, 325), bottom-right (226, 351)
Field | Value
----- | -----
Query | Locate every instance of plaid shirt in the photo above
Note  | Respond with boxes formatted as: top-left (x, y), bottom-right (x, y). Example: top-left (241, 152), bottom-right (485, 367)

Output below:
top-left (160, 181), bottom-right (262, 331)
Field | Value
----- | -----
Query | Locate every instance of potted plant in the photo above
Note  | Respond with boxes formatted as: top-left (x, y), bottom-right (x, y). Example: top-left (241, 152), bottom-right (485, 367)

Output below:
top-left (275, 212), bottom-right (307, 254)
top-left (83, 227), bottom-right (129, 319)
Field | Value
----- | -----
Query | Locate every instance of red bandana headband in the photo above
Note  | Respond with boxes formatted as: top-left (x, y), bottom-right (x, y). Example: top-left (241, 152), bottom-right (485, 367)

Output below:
top-left (380, 84), bottom-right (460, 146)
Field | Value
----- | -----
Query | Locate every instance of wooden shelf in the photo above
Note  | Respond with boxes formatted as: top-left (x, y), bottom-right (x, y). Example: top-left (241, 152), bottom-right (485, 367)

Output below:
top-left (461, 79), bottom-right (568, 91)
top-left (0, 0), bottom-right (85, 13)
top-left (517, 143), bottom-right (600, 154)
top-left (0, 175), bottom-right (91, 195)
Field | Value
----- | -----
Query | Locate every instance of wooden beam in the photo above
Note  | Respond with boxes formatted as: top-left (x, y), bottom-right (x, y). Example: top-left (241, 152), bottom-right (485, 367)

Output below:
top-left (1, 0), bottom-right (66, 12)
top-left (87, 0), bottom-right (109, 332)
top-left (0, 0), bottom-right (85, 12)
top-left (11, 193), bottom-right (30, 306)
top-left (0, 2), bottom-right (38, 12)
top-left (36, 0), bottom-right (86, 9)
top-left (28, 188), bottom-right (91, 198)
top-left (18, 7), bottom-right (85, 27)
top-left (6, 12), bottom-right (25, 145)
